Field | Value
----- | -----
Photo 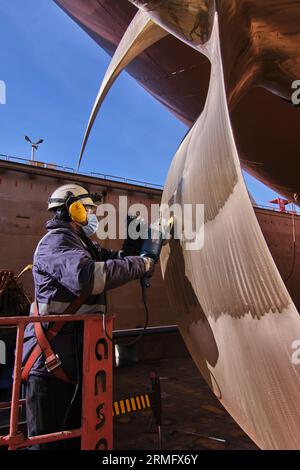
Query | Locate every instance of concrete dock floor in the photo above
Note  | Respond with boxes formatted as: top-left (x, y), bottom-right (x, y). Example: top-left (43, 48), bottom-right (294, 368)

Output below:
top-left (113, 356), bottom-right (258, 450)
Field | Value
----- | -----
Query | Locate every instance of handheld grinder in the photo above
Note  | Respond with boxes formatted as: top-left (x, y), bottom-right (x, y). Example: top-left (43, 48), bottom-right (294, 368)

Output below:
top-left (140, 216), bottom-right (174, 288)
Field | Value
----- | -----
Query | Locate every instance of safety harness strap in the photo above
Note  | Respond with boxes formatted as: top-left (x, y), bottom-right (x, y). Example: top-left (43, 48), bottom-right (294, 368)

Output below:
top-left (21, 292), bottom-right (88, 383)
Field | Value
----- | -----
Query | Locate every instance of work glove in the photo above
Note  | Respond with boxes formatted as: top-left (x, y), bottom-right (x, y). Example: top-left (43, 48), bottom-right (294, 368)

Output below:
top-left (122, 215), bottom-right (147, 256)
top-left (142, 256), bottom-right (155, 278)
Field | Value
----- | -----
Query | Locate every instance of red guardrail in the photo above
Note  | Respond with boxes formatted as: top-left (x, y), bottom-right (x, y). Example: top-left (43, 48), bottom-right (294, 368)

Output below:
top-left (0, 313), bottom-right (113, 450)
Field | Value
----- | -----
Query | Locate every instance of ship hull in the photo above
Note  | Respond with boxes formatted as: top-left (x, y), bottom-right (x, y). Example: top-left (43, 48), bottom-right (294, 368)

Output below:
top-left (54, 0), bottom-right (300, 201)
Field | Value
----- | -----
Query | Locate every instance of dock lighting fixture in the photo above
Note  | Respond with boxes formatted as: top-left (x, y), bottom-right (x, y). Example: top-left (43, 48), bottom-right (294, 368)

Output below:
top-left (25, 135), bottom-right (44, 161)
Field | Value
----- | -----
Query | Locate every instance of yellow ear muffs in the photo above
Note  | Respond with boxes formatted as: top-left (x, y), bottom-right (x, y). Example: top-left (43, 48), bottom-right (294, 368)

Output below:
top-left (68, 201), bottom-right (87, 224)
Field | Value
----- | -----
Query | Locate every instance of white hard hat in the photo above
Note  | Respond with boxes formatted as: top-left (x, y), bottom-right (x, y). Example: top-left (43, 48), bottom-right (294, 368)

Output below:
top-left (48, 184), bottom-right (96, 210)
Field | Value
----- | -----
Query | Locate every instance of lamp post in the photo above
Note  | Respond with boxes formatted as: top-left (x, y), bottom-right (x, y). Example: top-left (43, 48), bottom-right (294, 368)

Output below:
top-left (24, 135), bottom-right (44, 161)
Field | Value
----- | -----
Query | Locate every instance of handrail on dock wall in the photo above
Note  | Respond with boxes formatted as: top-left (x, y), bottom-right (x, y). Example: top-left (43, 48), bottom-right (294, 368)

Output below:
top-left (1, 154), bottom-right (299, 213)
top-left (0, 154), bottom-right (163, 189)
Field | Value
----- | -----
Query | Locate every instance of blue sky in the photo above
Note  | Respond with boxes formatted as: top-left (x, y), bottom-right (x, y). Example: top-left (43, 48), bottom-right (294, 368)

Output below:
top-left (0, 0), bottom-right (286, 206)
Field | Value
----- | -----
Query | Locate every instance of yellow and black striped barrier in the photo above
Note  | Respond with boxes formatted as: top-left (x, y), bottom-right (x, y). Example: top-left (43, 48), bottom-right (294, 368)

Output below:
top-left (112, 373), bottom-right (162, 449)
top-left (112, 393), bottom-right (152, 417)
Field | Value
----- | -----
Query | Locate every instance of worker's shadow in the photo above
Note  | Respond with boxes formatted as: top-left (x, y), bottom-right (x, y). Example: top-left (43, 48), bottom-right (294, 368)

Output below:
top-left (163, 239), bottom-right (221, 397)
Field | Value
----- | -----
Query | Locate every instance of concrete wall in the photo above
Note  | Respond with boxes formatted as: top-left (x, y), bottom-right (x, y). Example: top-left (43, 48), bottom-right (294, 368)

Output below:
top-left (0, 161), bottom-right (173, 329)
top-left (0, 160), bottom-right (299, 330)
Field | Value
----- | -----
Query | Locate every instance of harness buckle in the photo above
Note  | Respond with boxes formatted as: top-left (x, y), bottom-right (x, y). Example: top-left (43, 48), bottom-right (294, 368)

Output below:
top-left (45, 354), bottom-right (61, 373)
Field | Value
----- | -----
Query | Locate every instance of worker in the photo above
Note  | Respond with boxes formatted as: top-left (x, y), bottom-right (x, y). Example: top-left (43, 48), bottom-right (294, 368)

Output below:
top-left (22, 184), bottom-right (154, 449)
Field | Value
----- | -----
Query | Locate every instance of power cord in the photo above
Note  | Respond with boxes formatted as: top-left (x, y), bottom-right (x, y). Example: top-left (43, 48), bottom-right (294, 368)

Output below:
top-left (102, 278), bottom-right (149, 347)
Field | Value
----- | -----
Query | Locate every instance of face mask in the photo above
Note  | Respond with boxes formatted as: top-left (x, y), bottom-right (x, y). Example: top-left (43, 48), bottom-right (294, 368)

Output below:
top-left (82, 213), bottom-right (99, 238)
